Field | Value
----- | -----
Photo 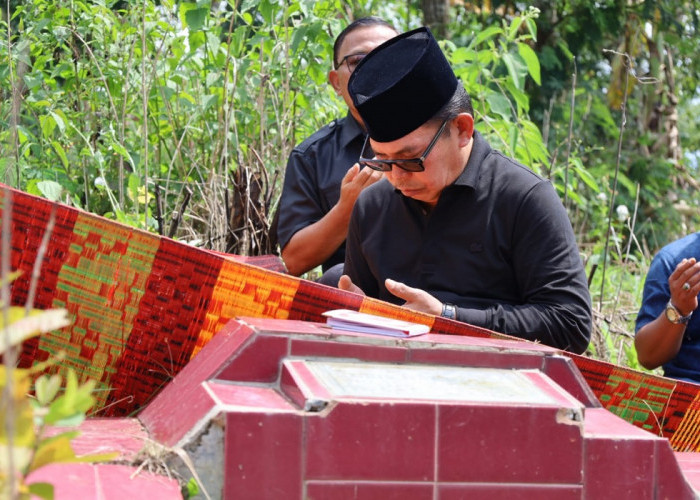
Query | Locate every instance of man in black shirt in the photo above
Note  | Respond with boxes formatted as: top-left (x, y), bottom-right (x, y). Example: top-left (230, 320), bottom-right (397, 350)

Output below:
top-left (276, 18), bottom-right (397, 284)
top-left (339, 27), bottom-right (592, 353)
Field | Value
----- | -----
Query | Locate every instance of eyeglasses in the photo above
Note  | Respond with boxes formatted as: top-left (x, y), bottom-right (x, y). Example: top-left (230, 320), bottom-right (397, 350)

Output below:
top-left (336, 52), bottom-right (366, 72)
top-left (358, 119), bottom-right (449, 172)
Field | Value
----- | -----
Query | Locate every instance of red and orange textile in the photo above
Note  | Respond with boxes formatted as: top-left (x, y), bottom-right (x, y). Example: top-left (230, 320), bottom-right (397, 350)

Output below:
top-left (3, 184), bottom-right (700, 450)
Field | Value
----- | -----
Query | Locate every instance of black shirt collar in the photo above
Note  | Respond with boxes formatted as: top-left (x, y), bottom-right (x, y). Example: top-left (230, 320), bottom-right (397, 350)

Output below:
top-left (339, 112), bottom-right (365, 148)
top-left (454, 131), bottom-right (489, 188)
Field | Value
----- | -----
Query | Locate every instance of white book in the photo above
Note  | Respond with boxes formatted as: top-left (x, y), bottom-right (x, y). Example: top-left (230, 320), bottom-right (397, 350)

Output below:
top-left (322, 309), bottom-right (430, 337)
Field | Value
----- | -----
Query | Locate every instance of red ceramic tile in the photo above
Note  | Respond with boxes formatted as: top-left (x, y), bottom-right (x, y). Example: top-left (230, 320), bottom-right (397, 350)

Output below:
top-left (140, 382), bottom-right (216, 447)
top-left (306, 480), bottom-right (434, 499)
top-left (44, 418), bottom-right (147, 460)
top-left (305, 401), bottom-right (436, 481)
top-left (217, 334), bottom-right (289, 382)
top-left (438, 405), bottom-right (583, 483)
top-left (676, 452), bottom-right (700, 495)
top-left (583, 435), bottom-right (656, 499)
top-left (140, 319), bottom-right (255, 425)
top-left (407, 333), bottom-right (546, 351)
top-left (279, 361), bottom-right (333, 410)
top-left (26, 463), bottom-right (181, 499)
top-left (542, 355), bottom-right (601, 407)
top-left (438, 483), bottom-right (582, 500)
top-left (206, 381), bottom-right (297, 411)
top-left (656, 441), bottom-right (697, 499)
top-left (520, 371), bottom-right (587, 408)
top-left (583, 408), bottom-right (660, 438)
top-left (224, 412), bottom-right (303, 499)
top-left (290, 338), bottom-right (409, 363)
top-left (676, 451), bottom-right (700, 476)
top-left (408, 346), bottom-right (544, 370)
top-left (238, 317), bottom-right (331, 336)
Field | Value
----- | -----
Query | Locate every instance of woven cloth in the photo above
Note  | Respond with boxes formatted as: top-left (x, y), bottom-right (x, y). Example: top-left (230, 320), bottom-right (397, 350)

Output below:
top-left (3, 184), bottom-right (700, 451)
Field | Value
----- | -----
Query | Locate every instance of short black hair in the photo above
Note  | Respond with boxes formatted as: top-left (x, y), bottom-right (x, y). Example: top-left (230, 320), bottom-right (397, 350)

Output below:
top-left (333, 17), bottom-right (397, 69)
top-left (432, 84), bottom-right (474, 123)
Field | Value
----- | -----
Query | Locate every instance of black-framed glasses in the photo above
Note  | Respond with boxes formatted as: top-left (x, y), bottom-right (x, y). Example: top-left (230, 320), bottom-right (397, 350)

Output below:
top-left (336, 52), bottom-right (366, 72)
top-left (358, 119), bottom-right (449, 172)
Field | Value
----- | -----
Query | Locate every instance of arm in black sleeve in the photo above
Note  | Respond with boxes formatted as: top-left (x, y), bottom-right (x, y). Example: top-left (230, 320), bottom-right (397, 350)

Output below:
top-left (343, 201), bottom-right (381, 298)
top-left (456, 181), bottom-right (592, 353)
top-left (276, 149), bottom-right (324, 251)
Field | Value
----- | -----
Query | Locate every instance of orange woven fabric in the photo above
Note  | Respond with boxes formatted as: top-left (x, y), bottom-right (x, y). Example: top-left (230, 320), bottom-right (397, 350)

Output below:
top-left (3, 184), bottom-right (700, 450)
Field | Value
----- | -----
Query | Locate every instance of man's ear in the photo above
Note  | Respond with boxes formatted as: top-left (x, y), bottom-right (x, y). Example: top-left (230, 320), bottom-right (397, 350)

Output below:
top-left (454, 113), bottom-right (474, 147)
top-left (328, 69), bottom-right (341, 95)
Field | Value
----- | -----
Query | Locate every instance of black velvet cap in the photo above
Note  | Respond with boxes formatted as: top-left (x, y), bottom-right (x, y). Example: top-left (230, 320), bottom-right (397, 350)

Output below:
top-left (348, 26), bottom-right (458, 142)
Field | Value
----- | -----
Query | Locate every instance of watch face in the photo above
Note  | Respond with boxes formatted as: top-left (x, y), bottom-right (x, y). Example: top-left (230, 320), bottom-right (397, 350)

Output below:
top-left (666, 305), bottom-right (680, 323)
top-left (666, 302), bottom-right (691, 324)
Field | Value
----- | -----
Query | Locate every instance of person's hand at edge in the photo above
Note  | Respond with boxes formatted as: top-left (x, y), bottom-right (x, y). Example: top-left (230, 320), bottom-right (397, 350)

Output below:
top-left (337, 163), bottom-right (383, 212)
top-left (385, 278), bottom-right (442, 316)
top-left (338, 274), bottom-right (365, 295)
top-left (669, 257), bottom-right (700, 316)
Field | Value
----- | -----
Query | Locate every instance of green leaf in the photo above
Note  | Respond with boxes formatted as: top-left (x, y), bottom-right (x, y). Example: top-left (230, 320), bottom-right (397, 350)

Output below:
top-left (504, 79), bottom-right (529, 112)
top-left (501, 53), bottom-right (520, 91)
top-left (508, 16), bottom-right (524, 41)
top-left (474, 26), bottom-right (503, 46)
top-left (450, 47), bottom-right (473, 64)
top-left (486, 92), bottom-right (512, 121)
top-left (49, 111), bottom-right (66, 134)
top-left (0, 308), bottom-right (71, 354)
top-left (35, 374), bottom-right (63, 406)
top-left (43, 371), bottom-right (96, 426)
top-left (557, 40), bottom-right (574, 62)
top-left (183, 6), bottom-right (207, 31)
top-left (23, 73), bottom-right (44, 90)
top-left (29, 429), bottom-right (117, 470)
top-left (291, 25), bottom-right (308, 54)
top-left (188, 30), bottom-right (206, 51)
top-left (186, 477), bottom-right (200, 497)
top-left (518, 43), bottom-right (541, 85)
top-left (259, 0), bottom-right (275, 24)
top-left (616, 171), bottom-right (638, 197)
top-left (29, 434), bottom-right (78, 471)
top-left (128, 173), bottom-right (141, 203)
top-left (525, 18), bottom-right (538, 40)
top-left (27, 482), bottom-right (54, 500)
top-left (508, 125), bottom-right (519, 156)
top-left (573, 163), bottom-right (601, 192)
top-left (40, 115), bottom-right (56, 138)
top-left (50, 141), bottom-right (69, 169)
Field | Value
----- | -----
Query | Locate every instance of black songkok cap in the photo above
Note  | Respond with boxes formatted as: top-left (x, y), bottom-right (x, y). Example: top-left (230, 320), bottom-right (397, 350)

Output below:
top-left (348, 26), bottom-right (458, 142)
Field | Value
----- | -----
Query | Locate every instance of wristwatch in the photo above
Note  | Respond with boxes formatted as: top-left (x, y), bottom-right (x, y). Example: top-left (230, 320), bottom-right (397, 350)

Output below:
top-left (665, 300), bottom-right (692, 325)
top-left (441, 303), bottom-right (457, 320)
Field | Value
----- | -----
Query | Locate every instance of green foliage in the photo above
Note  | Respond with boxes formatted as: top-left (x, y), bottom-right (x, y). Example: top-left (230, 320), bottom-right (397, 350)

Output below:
top-left (1, 0), bottom-right (344, 251)
top-left (4, 0), bottom-right (700, 372)
top-left (0, 272), bottom-right (114, 499)
top-left (447, 7), bottom-right (550, 173)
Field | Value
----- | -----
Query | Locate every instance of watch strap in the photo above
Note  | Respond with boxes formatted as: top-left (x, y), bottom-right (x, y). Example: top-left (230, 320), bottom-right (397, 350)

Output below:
top-left (666, 300), bottom-right (692, 325)
top-left (441, 303), bottom-right (456, 320)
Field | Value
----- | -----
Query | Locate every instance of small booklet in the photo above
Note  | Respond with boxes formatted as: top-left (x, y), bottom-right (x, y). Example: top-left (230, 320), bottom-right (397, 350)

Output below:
top-left (322, 309), bottom-right (430, 337)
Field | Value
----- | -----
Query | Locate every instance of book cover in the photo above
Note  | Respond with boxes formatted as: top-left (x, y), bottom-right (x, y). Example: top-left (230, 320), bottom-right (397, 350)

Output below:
top-left (322, 309), bottom-right (430, 337)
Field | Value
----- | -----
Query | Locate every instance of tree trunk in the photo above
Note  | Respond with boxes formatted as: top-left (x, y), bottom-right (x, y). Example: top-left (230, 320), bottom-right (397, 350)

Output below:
top-left (421, 0), bottom-right (450, 39)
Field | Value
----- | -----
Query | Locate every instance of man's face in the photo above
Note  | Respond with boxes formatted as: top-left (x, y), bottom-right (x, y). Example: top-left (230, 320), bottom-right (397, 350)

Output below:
top-left (329, 25), bottom-right (397, 122)
top-left (371, 116), bottom-right (473, 207)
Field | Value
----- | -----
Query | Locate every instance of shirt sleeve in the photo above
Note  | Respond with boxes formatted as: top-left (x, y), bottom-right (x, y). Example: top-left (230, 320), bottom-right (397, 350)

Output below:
top-left (344, 202), bottom-right (381, 298)
top-left (635, 250), bottom-right (673, 332)
top-left (276, 148), bottom-right (323, 251)
top-left (456, 181), bottom-right (592, 354)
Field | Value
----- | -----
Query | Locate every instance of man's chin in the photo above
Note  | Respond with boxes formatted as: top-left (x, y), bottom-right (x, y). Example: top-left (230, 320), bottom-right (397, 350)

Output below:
top-left (399, 188), bottom-right (422, 198)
